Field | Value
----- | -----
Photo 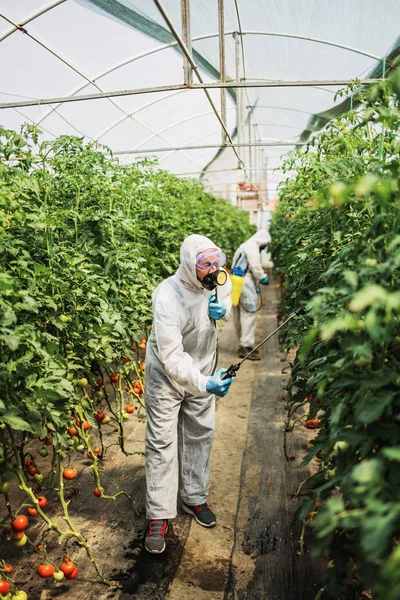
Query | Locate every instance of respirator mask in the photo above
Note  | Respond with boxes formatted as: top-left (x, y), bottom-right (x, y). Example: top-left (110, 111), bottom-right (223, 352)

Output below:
top-left (196, 249), bottom-right (228, 291)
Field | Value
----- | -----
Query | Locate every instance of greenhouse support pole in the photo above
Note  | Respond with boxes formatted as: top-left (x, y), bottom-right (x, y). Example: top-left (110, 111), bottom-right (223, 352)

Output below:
top-left (180, 0), bottom-right (193, 84)
top-left (247, 109), bottom-right (253, 177)
top-left (234, 32), bottom-right (245, 168)
top-left (153, 0), bottom-right (247, 174)
top-left (218, 0), bottom-right (227, 144)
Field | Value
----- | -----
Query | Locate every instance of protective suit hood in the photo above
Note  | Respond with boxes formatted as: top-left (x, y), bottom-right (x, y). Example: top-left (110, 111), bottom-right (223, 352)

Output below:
top-left (248, 229), bottom-right (271, 248)
top-left (177, 234), bottom-right (221, 292)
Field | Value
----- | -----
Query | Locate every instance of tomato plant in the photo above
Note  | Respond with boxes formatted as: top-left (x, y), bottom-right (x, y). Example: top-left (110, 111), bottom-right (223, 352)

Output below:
top-left (271, 72), bottom-right (400, 599)
top-left (0, 125), bottom-right (254, 590)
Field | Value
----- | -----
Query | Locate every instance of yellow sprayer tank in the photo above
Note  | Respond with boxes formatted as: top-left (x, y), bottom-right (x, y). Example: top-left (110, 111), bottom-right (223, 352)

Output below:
top-left (230, 267), bottom-right (245, 307)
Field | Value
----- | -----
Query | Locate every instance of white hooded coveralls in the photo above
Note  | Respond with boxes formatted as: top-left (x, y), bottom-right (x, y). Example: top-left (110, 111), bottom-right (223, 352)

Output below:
top-left (231, 229), bottom-right (271, 348)
top-left (144, 234), bottom-right (232, 519)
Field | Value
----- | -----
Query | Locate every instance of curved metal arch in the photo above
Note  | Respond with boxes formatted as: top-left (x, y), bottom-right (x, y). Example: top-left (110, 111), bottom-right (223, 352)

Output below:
top-left (171, 130), bottom-right (235, 171)
top-left (160, 132), bottom-right (301, 172)
top-left (34, 31), bottom-right (224, 128)
top-left (0, 11), bottom-right (209, 168)
top-left (241, 31), bottom-right (380, 61)
top-left (254, 123), bottom-right (304, 131)
top-left (0, 0), bottom-right (66, 43)
top-left (33, 28), bottom-right (380, 128)
top-left (95, 89), bottom-right (187, 141)
top-left (254, 105), bottom-right (314, 116)
top-left (131, 108), bottom-right (230, 151)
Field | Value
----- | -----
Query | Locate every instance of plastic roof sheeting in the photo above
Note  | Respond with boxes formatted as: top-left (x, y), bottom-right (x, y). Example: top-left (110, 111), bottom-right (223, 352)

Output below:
top-left (0, 0), bottom-right (399, 197)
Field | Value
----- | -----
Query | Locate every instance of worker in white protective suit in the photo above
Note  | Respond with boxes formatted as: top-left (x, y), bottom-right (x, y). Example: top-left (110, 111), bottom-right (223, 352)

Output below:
top-left (231, 229), bottom-right (271, 360)
top-left (143, 234), bottom-right (234, 554)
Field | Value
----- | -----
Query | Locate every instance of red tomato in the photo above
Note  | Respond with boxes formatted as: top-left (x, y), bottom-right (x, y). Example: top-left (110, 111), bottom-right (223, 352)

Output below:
top-left (60, 562), bottom-right (75, 576)
top-left (37, 564), bottom-right (56, 578)
top-left (96, 377), bottom-right (103, 387)
top-left (93, 487), bottom-right (104, 497)
top-left (27, 465), bottom-right (38, 476)
top-left (65, 566), bottom-right (79, 580)
top-left (11, 515), bottom-right (29, 532)
top-left (125, 405), bottom-right (135, 414)
top-left (67, 426), bottom-right (79, 436)
top-left (305, 419), bottom-right (321, 429)
top-left (62, 468), bottom-right (77, 480)
top-left (94, 412), bottom-right (105, 423)
top-left (36, 496), bottom-right (47, 508)
top-left (27, 507), bottom-right (38, 517)
top-left (75, 419), bottom-right (90, 431)
top-left (25, 459), bottom-right (35, 468)
top-left (133, 382), bottom-right (142, 395)
top-left (0, 580), bottom-right (10, 595)
top-left (3, 565), bottom-right (13, 575)
top-left (110, 374), bottom-right (119, 383)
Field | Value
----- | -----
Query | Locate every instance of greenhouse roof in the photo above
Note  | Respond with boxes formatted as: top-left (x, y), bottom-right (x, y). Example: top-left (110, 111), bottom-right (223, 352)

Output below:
top-left (0, 0), bottom-right (399, 196)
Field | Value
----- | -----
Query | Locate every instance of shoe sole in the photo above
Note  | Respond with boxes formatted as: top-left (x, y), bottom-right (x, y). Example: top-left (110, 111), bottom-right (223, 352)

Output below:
top-left (144, 522), bottom-right (168, 554)
top-left (182, 504), bottom-right (216, 527)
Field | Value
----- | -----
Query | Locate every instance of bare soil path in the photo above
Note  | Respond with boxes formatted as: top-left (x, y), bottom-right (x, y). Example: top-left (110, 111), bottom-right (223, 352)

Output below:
top-left (1, 277), bottom-right (326, 599)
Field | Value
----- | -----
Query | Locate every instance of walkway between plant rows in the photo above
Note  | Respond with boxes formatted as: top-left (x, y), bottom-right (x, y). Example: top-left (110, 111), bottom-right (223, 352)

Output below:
top-left (1, 275), bottom-right (326, 600)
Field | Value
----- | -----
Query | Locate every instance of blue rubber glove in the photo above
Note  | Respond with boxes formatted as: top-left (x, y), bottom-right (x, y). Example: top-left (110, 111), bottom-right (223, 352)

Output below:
top-left (260, 277), bottom-right (269, 286)
top-left (206, 368), bottom-right (234, 397)
top-left (208, 296), bottom-right (226, 320)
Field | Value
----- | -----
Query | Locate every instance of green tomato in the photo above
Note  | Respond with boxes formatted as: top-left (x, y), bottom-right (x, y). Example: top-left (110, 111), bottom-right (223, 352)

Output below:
top-left (12, 592), bottom-right (28, 600)
top-left (76, 378), bottom-right (88, 388)
top-left (76, 444), bottom-right (85, 452)
top-left (95, 390), bottom-right (103, 398)
top-left (66, 372), bottom-right (74, 381)
top-left (14, 534), bottom-right (28, 547)
top-left (59, 314), bottom-right (70, 323)
top-left (355, 357), bottom-right (370, 366)
top-left (53, 571), bottom-right (65, 581)
top-left (34, 473), bottom-right (44, 484)
top-left (122, 413), bottom-right (129, 420)
top-left (39, 448), bottom-right (49, 458)
top-left (365, 258), bottom-right (377, 267)
top-left (333, 441), bottom-right (350, 455)
top-left (0, 424), bottom-right (6, 430)
top-left (0, 480), bottom-right (11, 494)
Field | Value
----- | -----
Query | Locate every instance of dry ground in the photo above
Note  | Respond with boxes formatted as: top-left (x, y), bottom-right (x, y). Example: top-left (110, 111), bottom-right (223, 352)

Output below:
top-left (1, 275), bottom-right (326, 599)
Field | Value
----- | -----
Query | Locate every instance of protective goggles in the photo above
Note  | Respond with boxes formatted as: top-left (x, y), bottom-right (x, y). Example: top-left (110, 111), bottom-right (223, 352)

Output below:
top-left (195, 249), bottom-right (226, 271)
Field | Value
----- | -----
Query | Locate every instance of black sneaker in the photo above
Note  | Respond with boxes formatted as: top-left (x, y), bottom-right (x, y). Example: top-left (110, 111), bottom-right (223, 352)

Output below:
top-left (238, 346), bottom-right (247, 358)
top-left (144, 519), bottom-right (168, 554)
top-left (238, 346), bottom-right (261, 360)
top-left (182, 502), bottom-right (216, 527)
top-left (247, 347), bottom-right (261, 361)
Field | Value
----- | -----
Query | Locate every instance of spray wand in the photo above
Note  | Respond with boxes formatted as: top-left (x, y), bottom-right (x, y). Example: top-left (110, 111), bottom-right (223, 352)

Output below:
top-left (221, 306), bottom-right (310, 380)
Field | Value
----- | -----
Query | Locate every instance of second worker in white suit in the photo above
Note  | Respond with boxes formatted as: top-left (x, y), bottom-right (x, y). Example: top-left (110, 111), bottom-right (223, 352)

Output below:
top-left (231, 229), bottom-right (271, 360)
top-left (143, 234), bottom-right (234, 554)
